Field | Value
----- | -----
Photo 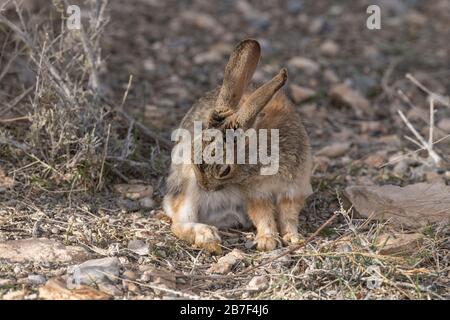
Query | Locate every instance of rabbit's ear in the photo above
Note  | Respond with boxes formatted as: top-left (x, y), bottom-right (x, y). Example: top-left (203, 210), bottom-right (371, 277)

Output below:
top-left (234, 68), bottom-right (287, 129)
top-left (215, 39), bottom-right (261, 116)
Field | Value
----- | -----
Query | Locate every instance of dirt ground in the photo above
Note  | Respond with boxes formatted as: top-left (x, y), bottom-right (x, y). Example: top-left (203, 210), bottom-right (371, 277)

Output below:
top-left (0, 0), bottom-right (449, 300)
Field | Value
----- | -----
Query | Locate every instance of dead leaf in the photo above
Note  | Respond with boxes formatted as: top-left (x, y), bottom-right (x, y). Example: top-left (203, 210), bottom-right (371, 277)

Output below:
top-left (208, 249), bottom-right (245, 274)
top-left (376, 233), bottom-right (424, 256)
top-left (345, 183), bottom-right (450, 228)
top-left (39, 278), bottom-right (111, 300)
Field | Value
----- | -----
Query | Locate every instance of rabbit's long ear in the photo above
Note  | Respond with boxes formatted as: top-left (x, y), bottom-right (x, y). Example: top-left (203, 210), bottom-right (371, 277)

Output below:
top-left (215, 39), bottom-right (261, 116)
top-left (234, 68), bottom-right (287, 129)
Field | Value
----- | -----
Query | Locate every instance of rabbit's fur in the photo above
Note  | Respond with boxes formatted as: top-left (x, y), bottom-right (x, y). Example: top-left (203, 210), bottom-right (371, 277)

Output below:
top-left (163, 39), bottom-right (313, 254)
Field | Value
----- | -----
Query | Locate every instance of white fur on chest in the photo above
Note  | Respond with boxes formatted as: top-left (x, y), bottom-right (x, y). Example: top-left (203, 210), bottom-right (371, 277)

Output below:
top-left (197, 186), bottom-right (250, 229)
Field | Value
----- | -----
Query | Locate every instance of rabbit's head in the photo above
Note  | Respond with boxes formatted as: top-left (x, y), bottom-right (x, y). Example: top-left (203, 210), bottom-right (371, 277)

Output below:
top-left (192, 39), bottom-right (287, 191)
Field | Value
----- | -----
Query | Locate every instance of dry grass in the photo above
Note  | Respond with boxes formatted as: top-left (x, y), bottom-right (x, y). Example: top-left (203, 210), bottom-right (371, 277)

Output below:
top-left (0, 188), bottom-right (448, 299)
top-left (0, 1), bottom-right (169, 192)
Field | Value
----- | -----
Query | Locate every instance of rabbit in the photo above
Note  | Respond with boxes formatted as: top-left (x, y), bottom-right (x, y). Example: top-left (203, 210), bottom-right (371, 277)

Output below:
top-left (163, 39), bottom-right (313, 254)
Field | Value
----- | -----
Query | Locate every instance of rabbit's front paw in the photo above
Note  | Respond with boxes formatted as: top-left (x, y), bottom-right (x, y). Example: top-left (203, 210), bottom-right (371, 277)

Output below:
top-left (193, 224), bottom-right (222, 254)
top-left (282, 232), bottom-right (304, 246)
top-left (255, 234), bottom-right (278, 251)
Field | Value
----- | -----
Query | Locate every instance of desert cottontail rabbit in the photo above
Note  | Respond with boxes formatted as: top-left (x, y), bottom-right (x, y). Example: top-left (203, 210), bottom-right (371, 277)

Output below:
top-left (163, 39), bottom-right (313, 254)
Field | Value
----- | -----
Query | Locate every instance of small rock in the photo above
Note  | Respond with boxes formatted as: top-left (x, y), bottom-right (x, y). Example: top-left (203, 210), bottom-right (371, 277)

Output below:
top-left (0, 238), bottom-right (90, 264)
top-left (289, 84), bottom-right (316, 103)
top-left (2, 289), bottom-right (26, 300)
top-left (405, 11), bottom-right (427, 26)
top-left (236, 1), bottom-right (270, 30)
top-left (139, 197), bottom-right (155, 209)
top-left (352, 74), bottom-right (378, 96)
top-left (247, 275), bottom-right (269, 291)
top-left (140, 272), bottom-right (152, 282)
top-left (181, 11), bottom-right (224, 34)
top-left (424, 171), bottom-right (445, 185)
top-left (323, 69), bottom-right (339, 83)
top-left (336, 242), bottom-right (352, 253)
top-left (122, 270), bottom-right (138, 281)
top-left (143, 58), bottom-right (155, 72)
top-left (244, 240), bottom-right (256, 250)
top-left (330, 83), bottom-right (371, 116)
top-left (320, 40), bottom-right (339, 57)
top-left (360, 121), bottom-right (382, 133)
top-left (309, 17), bottom-right (325, 34)
top-left (392, 160), bottom-right (410, 177)
top-left (39, 278), bottom-right (110, 300)
top-left (288, 56), bottom-right (320, 75)
top-left (208, 249), bottom-right (245, 274)
top-left (69, 257), bottom-right (120, 287)
top-left (376, 233), bottom-right (425, 256)
top-left (117, 199), bottom-right (141, 212)
top-left (125, 282), bottom-right (141, 294)
top-left (27, 274), bottom-right (46, 285)
top-left (128, 240), bottom-right (149, 256)
top-left (113, 184), bottom-right (153, 200)
top-left (24, 293), bottom-right (38, 300)
top-left (328, 5), bottom-right (343, 15)
top-left (97, 282), bottom-right (123, 296)
top-left (316, 142), bottom-right (351, 158)
top-left (364, 154), bottom-right (386, 168)
top-left (344, 183), bottom-right (450, 228)
top-left (194, 50), bottom-right (222, 64)
top-left (286, 0), bottom-right (303, 14)
top-left (437, 118), bottom-right (450, 132)
top-left (0, 278), bottom-right (15, 287)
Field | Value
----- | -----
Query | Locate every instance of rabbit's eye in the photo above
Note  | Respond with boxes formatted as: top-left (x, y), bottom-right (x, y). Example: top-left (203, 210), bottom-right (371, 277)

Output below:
top-left (217, 165), bottom-right (231, 179)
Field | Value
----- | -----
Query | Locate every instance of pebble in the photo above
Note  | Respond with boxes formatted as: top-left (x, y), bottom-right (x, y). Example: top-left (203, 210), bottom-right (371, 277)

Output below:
top-left (330, 83), bottom-right (371, 116)
top-left (128, 240), bottom-right (149, 256)
top-left (27, 274), bottom-right (46, 285)
top-left (0, 238), bottom-right (90, 264)
top-left (320, 40), bottom-right (339, 57)
top-left (286, 0), bottom-right (303, 14)
top-left (288, 56), bottom-right (320, 75)
top-left (316, 142), bottom-right (351, 158)
top-left (437, 119), bottom-right (450, 132)
top-left (289, 84), bottom-right (316, 103)
top-left (69, 257), bottom-right (121, 287)
top-left (323, 69), bottom-right (339, 83)
top-left (122, 270), bottom-right (138, 281)
top-left (247, 275), bottom-right (269, 291)
top-left (393, 160), bottom-right (410, 177)
top-left (139, 197), bottom-right (155, 209)
top-left (364, 154), bottom-right (386, 168)
top-left (0, 278), bottom-right (15, 287)
top-left (117, 199), bottom-right (141, 212)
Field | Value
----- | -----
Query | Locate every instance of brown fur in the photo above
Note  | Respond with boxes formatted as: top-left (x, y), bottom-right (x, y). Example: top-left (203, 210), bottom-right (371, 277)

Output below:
top-left (247, 197), bottom-right (279, 251)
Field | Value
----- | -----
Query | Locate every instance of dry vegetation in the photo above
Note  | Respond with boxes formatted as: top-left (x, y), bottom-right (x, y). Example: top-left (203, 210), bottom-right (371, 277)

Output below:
top-left (0, 0), bottom-right (449, 300)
